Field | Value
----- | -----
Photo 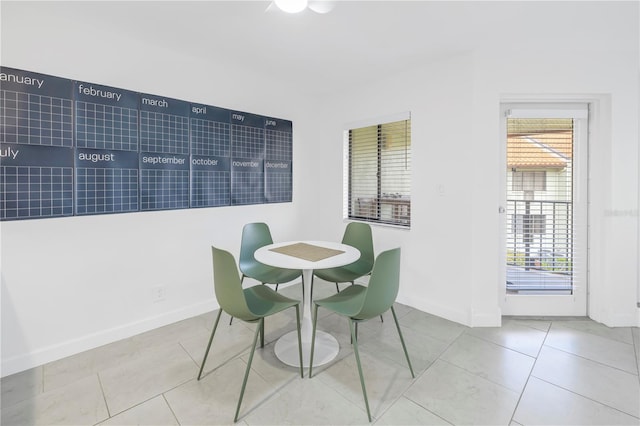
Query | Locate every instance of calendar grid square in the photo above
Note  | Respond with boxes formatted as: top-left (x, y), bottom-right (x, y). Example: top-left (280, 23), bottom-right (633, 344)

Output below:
top-left (76, 167), bottom-right (139, 215)
top-left (141, 169), bottom-right (189, 210)
top-left (232, 124), bottom-right (264, 158)
top-left (140, 111), bottom-right (189, 154)
top-left (231, 170), bottom-right (264, 205)
top-left (0, 165), bottom-right (73, 219)
top-left (191, 169), bottom-right (230, 207)
top-left (191, 118), bottom-right (230, 157)
top-left (266, 128), bottom-right (293, 161)
top-left (75, 101), bottom-right (139, 151)
top-left (1, 90), bottom-right (73, 147)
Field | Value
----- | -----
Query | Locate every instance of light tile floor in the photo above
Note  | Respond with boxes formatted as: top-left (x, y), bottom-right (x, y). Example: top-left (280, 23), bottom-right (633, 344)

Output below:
top-left (2, 282), bottom-right (639, 425)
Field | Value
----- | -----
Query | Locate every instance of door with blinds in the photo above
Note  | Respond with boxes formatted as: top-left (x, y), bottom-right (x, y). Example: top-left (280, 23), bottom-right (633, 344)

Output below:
top-left (500, 103), bottom-right (588, 316)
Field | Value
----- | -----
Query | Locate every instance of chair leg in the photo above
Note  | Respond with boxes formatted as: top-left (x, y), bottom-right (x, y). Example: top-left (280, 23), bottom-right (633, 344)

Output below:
top-left (350, 319), bottom-right (372, 422)
top-left (234, 318), bottom-right (263, 422)
top-left (275, 283), bottom-right (279, 292)
top-left (349, 321), bottom-right (360, 345)
top-left (309, 304), bottom-right (319, 378)
top-left (198, 309), bottom-right (222, 380)
top-left (335, 282), bottom-right (340, 293)
top-left (260, 318), bottom-right (265, 348)
top-left (230, 276), bottom-right (248, 326)
top-left (294, 305), bottom-right (303, 378)
top-left (391, 306), bottom-right (415, 378)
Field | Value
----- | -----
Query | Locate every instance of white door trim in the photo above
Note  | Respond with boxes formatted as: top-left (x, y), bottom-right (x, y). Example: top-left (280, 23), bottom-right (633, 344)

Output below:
top-left (499, 101), bottom-right (589, 316)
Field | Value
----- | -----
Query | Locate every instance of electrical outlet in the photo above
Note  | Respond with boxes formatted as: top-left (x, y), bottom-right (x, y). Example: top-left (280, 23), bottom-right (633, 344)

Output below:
top-left (151, 286), bottom-right (166, 303)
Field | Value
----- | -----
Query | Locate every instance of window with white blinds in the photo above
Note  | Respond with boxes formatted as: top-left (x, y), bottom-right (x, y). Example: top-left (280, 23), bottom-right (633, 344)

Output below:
top-left (345, 115), bottom-right (411, 227)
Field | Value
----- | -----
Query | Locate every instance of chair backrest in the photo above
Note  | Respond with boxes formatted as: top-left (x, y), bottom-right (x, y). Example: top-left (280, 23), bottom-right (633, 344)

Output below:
top-left (211, 246), bottom-right (257, 322)
top-left (239, 222), bottom-right (274, 274)
top-left (342, 222), bottom-right (375, 275)
top-left (355, 247), bottom-right (401, 320)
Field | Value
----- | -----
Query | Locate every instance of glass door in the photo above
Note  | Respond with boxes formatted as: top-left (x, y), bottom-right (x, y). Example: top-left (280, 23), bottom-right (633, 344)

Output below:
top-left (500, 103), bottom-right (588, 316)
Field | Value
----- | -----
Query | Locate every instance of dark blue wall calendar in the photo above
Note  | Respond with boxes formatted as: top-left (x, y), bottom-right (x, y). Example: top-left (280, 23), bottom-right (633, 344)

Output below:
top-left (139, 93), bottom-right (190, 211)
top-left (0, 69), bottom-right (74, 220)
top-left (231, 111), bottom-right (265, 205)
top-left (265, 119), bottom-right (293, 203)
top-left (0, 67), bottom-right (294, 220)
top-left (190, 104), bottom-right (231, 207)
top-left (74, 80), bottom-right (140, 215)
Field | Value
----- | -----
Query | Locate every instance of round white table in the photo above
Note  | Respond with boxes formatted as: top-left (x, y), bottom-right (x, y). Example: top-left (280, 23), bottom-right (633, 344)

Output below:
top-left (254, 240), bottom-right (360, 368)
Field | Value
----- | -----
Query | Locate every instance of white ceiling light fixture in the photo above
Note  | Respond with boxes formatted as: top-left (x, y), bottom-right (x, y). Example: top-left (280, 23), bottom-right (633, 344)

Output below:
top-left (274, 0), bottom-right (308, 14)
top-left (308, 0), bottom-right (335, 14)
top-left (268, 0), bottom-right (336, 14)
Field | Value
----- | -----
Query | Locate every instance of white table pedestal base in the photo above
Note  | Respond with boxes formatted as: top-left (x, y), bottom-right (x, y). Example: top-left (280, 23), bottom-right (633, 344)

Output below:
top-left (253, 243), bottom-right (360, 369)
top-left (274, 329), bottom-right (339, 368)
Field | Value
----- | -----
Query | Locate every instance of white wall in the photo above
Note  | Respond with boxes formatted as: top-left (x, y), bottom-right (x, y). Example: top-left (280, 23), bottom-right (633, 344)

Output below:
top-left (303, 46), bottom-right (640, 327)
top-left (2, 1), bottom-right (639, 377)
top-left (474, 48), bottom-right (639, 326)
top-left (301, 53), bottom-right (483, 325)
top-left (0, 2), bottom-right (312, 376)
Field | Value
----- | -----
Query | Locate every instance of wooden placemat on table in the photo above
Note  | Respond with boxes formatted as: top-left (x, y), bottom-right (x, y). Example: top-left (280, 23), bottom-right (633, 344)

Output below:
top-left (269, 242), bottom-right (345, 262)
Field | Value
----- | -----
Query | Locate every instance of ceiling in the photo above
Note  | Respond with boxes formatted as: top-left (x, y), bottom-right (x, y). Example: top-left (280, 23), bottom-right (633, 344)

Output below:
top-left (5, 1), bottom-right (638, 97)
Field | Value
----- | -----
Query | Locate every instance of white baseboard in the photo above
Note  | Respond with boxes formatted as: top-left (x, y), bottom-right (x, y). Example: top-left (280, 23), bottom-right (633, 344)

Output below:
top-left (397, 294), bottom-right (470, 327)
top-left (395, 294), bottom-right (502, 327)
top-left (470, 306), bottom-right (502, 327)
top-left (1, 300), bottom-right (217, 378)
top-left (602, 310), bottom-right (640, 328)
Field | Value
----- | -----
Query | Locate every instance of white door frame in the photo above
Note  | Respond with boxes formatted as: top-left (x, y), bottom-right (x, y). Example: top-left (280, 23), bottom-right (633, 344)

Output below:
top-left (499, 101), bottom-right (589, 316)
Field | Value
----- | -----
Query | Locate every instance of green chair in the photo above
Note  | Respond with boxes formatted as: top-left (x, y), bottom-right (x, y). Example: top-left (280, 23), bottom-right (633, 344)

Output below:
top-left (312, 222), bottom-right (380, 324)
top-left (239, 222), bottom-right (303, 291)
top-left (198, 246), bottom-right (303, 422)
top-left (309, 248), bottom-right (414, 422)
top-left (230, 222), bottom-right (303, 325)
top-left (312, 222), bottom-right (374, 293)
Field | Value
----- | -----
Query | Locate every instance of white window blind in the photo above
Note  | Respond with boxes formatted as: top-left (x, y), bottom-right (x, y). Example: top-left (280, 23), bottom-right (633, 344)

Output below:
top-left (505, 109), bottom-right (586, 293)
top-left (345, 115), bottom-right (411, 227)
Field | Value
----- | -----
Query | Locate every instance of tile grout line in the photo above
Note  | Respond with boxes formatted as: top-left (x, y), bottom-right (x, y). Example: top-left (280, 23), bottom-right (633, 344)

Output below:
top-left (161, 393), bottom-right (181, 426)
top-left (632, 328), bottom-right (640, 380)
top-left (543, 321), bottom-right (639, 375)
top-left (522, 320), bottom-right (640, 421)
top-left (399, 325), bottom-right (488, 425)
top-left (531, 375), bottom-right (640, 420)
top-left (542, 343), bottom-right (639, 376)
top-left (463, 328), bottom-right (543, 359)
top-left (507, 319), bottom-right (553, 425)
top-left (95, 372), bottom-right (112, 424)
top-left (93, 340), bottom-right (199, 423)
